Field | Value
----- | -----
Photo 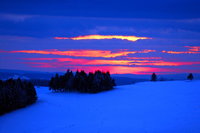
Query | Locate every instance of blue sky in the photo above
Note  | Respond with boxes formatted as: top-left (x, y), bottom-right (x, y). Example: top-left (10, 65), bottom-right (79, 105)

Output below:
top-left (0, 0), bottom-right (200, 74)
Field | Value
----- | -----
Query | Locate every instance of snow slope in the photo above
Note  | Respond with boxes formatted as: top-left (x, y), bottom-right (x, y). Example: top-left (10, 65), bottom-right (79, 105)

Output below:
top-left (1, 80), bottom-right (200, 133)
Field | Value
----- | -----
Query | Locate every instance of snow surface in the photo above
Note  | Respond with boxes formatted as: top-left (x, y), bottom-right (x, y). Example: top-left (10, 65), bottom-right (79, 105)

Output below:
top-left (1, 80), bottom-right (200, 133)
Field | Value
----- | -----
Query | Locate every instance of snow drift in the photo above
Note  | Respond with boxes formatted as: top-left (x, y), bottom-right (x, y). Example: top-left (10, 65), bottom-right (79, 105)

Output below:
top-left (1, 80), bottom-right (200, 133)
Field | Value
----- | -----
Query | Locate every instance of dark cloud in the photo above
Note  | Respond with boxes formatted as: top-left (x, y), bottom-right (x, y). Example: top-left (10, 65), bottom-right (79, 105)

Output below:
top-left (0, 15), bottom-right (200, 40)
top-left (0, 0), bottom-right (200, 19)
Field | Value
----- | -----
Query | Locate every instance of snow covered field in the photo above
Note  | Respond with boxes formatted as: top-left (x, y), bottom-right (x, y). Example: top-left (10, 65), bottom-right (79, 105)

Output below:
top-left (1, 80), bottom-right (200, 133)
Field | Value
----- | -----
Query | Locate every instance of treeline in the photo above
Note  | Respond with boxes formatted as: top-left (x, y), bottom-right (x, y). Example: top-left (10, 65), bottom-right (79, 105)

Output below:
top-left (49, 70), bottom-right (116, 93)
top-left (0, 78), bottom-right (37, 115)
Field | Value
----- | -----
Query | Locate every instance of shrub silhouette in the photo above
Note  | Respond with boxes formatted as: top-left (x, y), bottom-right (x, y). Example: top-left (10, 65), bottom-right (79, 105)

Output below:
top-left (187, 73), bottom-right (194, 80)
top-left (151, 73), bottom-right (157, 81)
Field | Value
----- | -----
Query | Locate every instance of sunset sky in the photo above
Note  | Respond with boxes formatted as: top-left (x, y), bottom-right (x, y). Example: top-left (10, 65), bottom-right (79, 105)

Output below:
top-left (0, 0), bottom-right (200, 74)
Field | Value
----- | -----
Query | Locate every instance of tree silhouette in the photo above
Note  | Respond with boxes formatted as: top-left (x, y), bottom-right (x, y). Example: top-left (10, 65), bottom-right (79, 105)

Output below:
top-left (187, 73), bottom-right (194, 80)
top-left (151, 73), bottom-right (157, 81)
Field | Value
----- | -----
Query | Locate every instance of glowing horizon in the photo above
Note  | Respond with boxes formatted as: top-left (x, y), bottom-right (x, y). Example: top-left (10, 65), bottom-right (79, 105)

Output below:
top-left (54, 35), bottom-right (152, 42)
top-left (23, 62), bottom-right (198, 75)
top-left (1, 46), bottom-right (199, 74)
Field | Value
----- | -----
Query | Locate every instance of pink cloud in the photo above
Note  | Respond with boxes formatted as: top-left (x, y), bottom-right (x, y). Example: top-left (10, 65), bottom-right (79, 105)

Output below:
top-left (8, 49), bottom-right (156, 58)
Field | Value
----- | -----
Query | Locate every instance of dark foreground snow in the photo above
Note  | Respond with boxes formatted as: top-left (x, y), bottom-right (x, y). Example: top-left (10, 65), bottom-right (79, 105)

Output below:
top-left (1, 80), bottom-right (200, 133)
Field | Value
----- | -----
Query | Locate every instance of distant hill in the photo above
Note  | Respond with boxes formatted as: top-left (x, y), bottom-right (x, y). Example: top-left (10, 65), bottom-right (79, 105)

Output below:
top-left (0, 69), bottom-right (200, 85)
top-left (112, 76), bottom-right (147, 85)
top-left (0, 69), bottom-right (57, 80)
top-left (112, 73), bottom-right (200, 80)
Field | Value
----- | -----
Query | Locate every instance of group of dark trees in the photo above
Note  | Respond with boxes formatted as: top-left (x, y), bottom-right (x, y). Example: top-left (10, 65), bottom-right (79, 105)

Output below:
top-left (0, 78), bottom-right (37, 115)
top-left (150, 73), bottom-right (194, 81)
top-left (49, 70), bottom-right (116, 93)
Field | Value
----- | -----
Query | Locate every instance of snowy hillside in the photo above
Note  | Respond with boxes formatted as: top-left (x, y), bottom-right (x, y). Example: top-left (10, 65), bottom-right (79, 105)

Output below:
top-left (1, 80), bottom-right (200, 133)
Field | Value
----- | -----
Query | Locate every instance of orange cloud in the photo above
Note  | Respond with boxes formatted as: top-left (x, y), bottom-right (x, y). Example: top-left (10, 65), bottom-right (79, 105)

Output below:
top-left (137, 61), bottom-right (200, 66)
top-left (162, 50), bottom-right (200, 54)
top-left (23, 58), bottom-right (154, 66)
top-left (184, 46), bottom-right (200, 52)
top-left (23, 58), bottom-right (200, 66)
top-left (54, 35), bottom-right (152, 42)
top-left (162, 46), bottom-right (200, 54)
top-left (10, 49), bottom-right (155, 58)
top-left (126, 57), bottom-right (162, 60)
